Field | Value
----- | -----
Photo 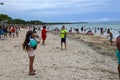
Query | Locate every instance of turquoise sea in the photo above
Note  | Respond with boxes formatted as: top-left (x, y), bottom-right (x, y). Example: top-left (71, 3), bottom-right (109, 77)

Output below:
top-left (49, 22), bottom-right (120, 38)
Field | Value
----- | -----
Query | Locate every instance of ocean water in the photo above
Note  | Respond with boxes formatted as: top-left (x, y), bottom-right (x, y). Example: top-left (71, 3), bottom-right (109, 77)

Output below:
top-left (49, 22), bottom-right (120, 38)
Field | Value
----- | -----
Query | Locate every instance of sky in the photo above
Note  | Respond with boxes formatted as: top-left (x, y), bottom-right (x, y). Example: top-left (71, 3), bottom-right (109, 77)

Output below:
top-left (0, 0), bottom-right (120, 22)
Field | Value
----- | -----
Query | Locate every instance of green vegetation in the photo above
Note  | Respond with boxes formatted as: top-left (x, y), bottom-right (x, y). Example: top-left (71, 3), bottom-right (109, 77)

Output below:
top-left (0, 14), bottom-right (88, 25)
top-left (0, 14), bottom-right (11, 22)
top-left (0, 14), bottom-right (43, 25)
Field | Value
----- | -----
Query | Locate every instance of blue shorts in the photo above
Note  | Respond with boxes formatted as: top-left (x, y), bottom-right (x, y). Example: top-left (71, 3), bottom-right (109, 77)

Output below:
top-left (116, 49), bottom-right (120, 64)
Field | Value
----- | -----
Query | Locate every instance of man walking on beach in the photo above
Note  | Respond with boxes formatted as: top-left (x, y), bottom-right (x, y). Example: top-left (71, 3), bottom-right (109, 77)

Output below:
top-left (60, 26), bottom-right (67, 49)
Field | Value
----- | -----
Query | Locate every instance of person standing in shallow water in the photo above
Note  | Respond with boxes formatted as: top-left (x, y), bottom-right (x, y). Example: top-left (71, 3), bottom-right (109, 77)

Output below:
top-left (23, 30), bottom-right (40, 75)
top-left (60, 26), bottom-right (67, 49)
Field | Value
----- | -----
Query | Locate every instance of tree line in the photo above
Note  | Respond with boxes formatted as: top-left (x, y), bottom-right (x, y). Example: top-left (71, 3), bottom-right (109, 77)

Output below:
top-left (0, 14), bottom-right (44, 25)
top-left (0, 14), bottom-right (88, 25)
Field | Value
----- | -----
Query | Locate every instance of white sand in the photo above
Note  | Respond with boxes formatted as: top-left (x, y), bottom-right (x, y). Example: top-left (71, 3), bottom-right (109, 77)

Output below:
top-left (0, 29), bottom-right (119, 80)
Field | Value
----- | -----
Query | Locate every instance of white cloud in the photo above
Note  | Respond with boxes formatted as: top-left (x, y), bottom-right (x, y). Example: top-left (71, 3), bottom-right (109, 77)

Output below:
top-left (2, 0), bottom-right (119, 12)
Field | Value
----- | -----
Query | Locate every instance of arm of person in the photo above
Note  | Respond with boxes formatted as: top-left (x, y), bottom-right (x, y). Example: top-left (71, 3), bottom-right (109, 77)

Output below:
top-left (107, 34), bottom-right (110, 38)
top-left (117, 45), bottom-right (120, 51)
top-left (35, 38), bottom-right (40, 43)
top-left (65, 30), bottom-right (68, 34)
top-left (116, 36), bottom-right (120, 51)
top-left (34, 35), bottom-right (41, 43)
top-left (116, 44), bottom-right (120, 51)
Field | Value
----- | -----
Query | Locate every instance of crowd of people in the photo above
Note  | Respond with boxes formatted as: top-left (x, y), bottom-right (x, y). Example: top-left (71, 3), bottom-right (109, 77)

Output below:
top-left (23, 25), bottom-right (120, 78)
top-left (1, 24), bottom-right (120, 78)
top-left (0, 25), bottom-right (20, 40)
top-left (67, 26), bottom-right (115, 45)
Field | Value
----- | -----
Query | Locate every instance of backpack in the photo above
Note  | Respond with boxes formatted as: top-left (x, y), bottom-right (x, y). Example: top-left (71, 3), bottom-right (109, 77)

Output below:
top-left (28, 38), bottom-right (37, 50)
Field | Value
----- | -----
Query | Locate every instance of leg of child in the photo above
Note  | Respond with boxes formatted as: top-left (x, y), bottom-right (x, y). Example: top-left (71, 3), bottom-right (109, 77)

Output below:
top-left (29, 56), bottom-right (35, 75)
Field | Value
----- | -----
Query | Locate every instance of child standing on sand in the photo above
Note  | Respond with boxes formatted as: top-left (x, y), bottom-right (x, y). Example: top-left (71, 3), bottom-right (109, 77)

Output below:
top-left (23, 30), bottom-right (40, 75)
top-left (11, 26), bottom-right (16, 38)
top-left (41, 26), bottom-right (47, 45)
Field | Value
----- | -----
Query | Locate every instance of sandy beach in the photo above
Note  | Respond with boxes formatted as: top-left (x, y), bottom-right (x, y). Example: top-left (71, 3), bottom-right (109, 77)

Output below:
top-left (0, 28), bottom-right (119, 80)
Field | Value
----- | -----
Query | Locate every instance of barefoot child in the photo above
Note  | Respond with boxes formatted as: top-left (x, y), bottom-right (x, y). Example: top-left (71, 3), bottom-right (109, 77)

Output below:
top-left (23, 30), bottom-right (40, 75)
top-left (41, 26), bottom-right (47, 45)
